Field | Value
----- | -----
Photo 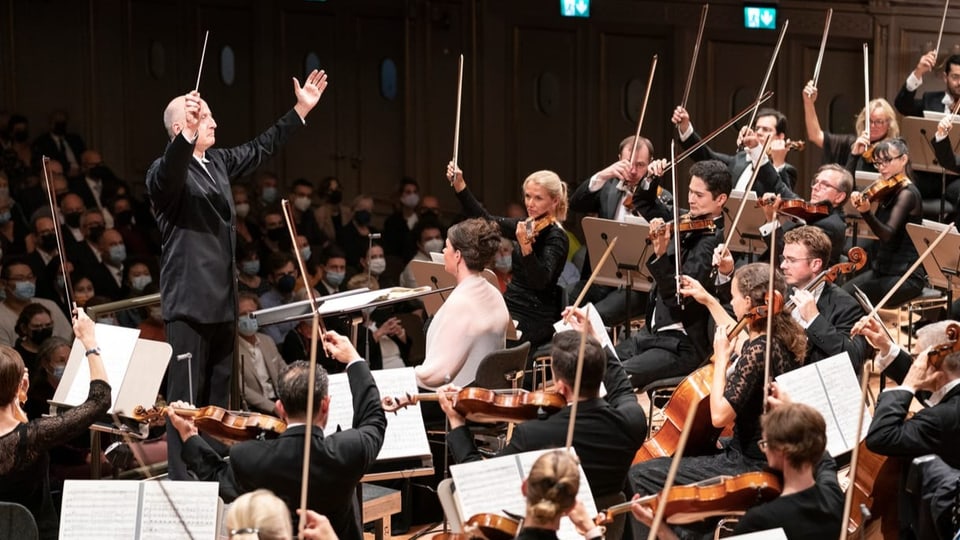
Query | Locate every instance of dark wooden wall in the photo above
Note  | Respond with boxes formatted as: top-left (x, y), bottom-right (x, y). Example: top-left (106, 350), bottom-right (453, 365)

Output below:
top-left (0, 0), bottom-right (956, 216)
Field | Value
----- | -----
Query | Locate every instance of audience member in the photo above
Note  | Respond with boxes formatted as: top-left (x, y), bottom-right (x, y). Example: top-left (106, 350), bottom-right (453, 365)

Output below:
top-left (237, 293), bottom-right (285, 415)
top-left (13, 303), bottom-right (54, 372)
top-left (0, 258), bottom-right (71, 346)
top-left (383, 177), bottom-right (421, 261)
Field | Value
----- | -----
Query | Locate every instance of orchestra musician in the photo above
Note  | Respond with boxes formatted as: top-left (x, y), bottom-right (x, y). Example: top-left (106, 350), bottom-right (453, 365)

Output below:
top-left (512, 450), bottom-right (603, 540)
top-left (167, 330), bottom-right (386, 540)
top-left (894, 51), bottom-right (960, 118)
top-left (631, 400), bottom-right (843, 540)
top-left (927, 113), bottom-right (960, 218)
top-left (778, 226), bottom-right (869, 370)
top-left (803, 80), bottom-right (899, 174)
top-left (447, 163), bottom-right (569, 351)
top-left (614, 160), bottom-right (729, 390)
top-left (0, 308), bottom-right (108, 540)
top-left (629, 263), bottom-right (806, 540)
top-left (566, 135), bottom-right (659, 327)
top-left (844, 138), bottom-right (925, 307)
top-left (672, 106), bottom-right (798, 195)
top-left (758, 164), bottom-right (852, 266)
top-left (437, 307), bottom-right (646, 540)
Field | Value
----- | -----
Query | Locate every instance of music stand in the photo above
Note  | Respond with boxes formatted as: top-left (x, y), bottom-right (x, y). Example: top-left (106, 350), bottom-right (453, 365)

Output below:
top-left (906, 221), bottom-right (960, 308)
top-left (721, 191), bottom-right (769, 256)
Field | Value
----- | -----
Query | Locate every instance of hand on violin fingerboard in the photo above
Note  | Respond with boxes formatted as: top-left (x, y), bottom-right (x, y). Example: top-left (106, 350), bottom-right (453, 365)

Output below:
top-left (166, 402), bottom-right (199, 441)
top-left (760, 193), bottom-right (781, 223)
top-left (515, 222), bottom-right (535, 256)
top-left (446, 161), bottom-right (465, 191)
top-left (436, 383), bottom-right (467, 429)
top-left (647, 218), bottom-right (670, 258)
top-left (937, 115), bottom-right (954, 140)
top-left (850, 191), bottom-right (871, 214)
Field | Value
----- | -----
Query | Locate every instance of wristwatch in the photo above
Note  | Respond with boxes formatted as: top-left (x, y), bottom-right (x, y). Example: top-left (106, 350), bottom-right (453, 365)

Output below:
top-left (85, 347), bottom-right (101, 357)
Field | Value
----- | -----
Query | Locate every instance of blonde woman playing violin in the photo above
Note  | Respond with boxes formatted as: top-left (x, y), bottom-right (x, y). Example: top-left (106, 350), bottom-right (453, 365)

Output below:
top-left (447, 162), bottom-right (569, 350)
top-left (843, 138), bottom-right (925, 306)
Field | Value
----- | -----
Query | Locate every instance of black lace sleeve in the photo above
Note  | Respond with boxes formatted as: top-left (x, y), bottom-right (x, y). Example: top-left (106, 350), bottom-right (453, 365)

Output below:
top-left (723, 338), bottom-right (766, 412)
top-left (862, 185), bottom-right (921, 243)
top-left (0, 380), bottom-right (111, 476)
top-left (455, 186), bottom-right (522, 240)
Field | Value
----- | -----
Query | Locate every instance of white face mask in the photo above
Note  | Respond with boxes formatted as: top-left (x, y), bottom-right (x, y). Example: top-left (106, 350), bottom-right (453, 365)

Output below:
top-left (294, 196), bottom-right (312, 212)
top-left (400, 193), bottom-right (420, 209)
top-left (368, 257), bottom-right (387, 275)
top-left (235, 203), bottom-right (250, 218)
top-left (423, 238), bottom-right (444, 254)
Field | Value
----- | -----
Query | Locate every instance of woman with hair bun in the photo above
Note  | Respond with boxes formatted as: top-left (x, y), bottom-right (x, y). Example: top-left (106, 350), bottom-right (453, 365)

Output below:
top-left (415, 218), bottom-right (510, 389)
top-left (515, 449), bottom-right (600, 540)
top-left (446, 163), bottom-right (570, 350)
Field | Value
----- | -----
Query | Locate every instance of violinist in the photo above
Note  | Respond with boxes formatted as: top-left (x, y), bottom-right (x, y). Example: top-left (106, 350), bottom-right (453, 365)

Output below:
top-left (168, 330), bottom-right (386, 540)
top-left (758, 164), bottom-right (852, 266)
top-left (864, 320), bottom-right (960, 539)
top-left (512, 449), bottom-right (601, 540)
top-left (0, 308), bottom-right (109, 540)
top-left (629, 263), bottom-right (805, 540)
top-left (844, 138), bottom-right (926, 307)
top-left (672, 106), bottom-right (797, 194)
top-left (894, 51), bottom-right (960, 118)
top-left (438, 308), bottom-right (645, 540)
top-left (447, 163), bottom-right (569, 350)
top-left (779, 227), bottom-right (869, 370)
top-left (566, 135), bottom-right (659, 327)
top-left (614, 160), bottom-right (729, 390)
top-left (631, 401), bottom-right (843, 540)
top-left (802, 80), bottom-right (899, 174)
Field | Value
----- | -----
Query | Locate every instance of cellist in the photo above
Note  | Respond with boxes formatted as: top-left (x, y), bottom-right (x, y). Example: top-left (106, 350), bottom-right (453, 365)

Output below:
top-left (628, 263), bottom-right (806, 539)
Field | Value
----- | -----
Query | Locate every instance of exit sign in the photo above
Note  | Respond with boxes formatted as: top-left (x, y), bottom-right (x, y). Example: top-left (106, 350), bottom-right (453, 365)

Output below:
top-left (560, 0), bottom-right (590, 18)
top-left (744, 6), bottom-right (777, 30)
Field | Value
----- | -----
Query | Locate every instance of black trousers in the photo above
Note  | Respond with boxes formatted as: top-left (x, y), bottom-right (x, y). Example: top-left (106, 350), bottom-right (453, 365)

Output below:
top-left (164, 318), bottom-right (236, 480)
top-left (615, 328), bottom-right (701, 390)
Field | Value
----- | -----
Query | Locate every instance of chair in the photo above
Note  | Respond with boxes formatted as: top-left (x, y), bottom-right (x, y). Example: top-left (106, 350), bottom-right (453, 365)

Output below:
top-left (879, 286), bottom-right (949, 389)
top-left (0, 502), bottom-right (38, 540)
top-left (639, 375), bottom-right (686, 439)
top-left (473, 342), bottom-right (531, 390)
top-left (436, 478), bottom-right (464, 533)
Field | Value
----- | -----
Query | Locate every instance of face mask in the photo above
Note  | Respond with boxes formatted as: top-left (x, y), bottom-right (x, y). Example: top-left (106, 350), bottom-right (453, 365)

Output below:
top-left (0, 211), bottom-right (12, 225)
top-left (368, 258), bottom-right (386, 276)
top-left (235, 203), bottom-right (250, 218)
top-left (300, 247), bottom-right (312, 261)
top-left (13, 281), bottom-right (35, 300)
top-left (241, 260), bottom-right (260, 276)
top-left (294, 197), bottom-right (312, 212)
top-left (51, 365), bottom-right (65, 380)
top-left (108, 244), bottom-right (127, 264)
top-left (423, 238), bottom-right (444, 254)
top-left (328, 191), bottom-right (343, 205)
top-left (495, 255), bottom-right (512, 272)
top-left (12, 131), bottom-right (28, 143)
top-left (148, 307), bottom-right (163, 321)
top-left (53, 121), bottom-right (67, 136)
top-left (277, 274), bottom-right (297, 294)
top-left (29, 327), bottom-right (53, 344)
top-left (353, 209), bottom-right (371, 226)
top-left (64, 212), bottom-right (82, 228)
top-left (325, 270), bottom-right (345, 287)
top-left (87, 225), bottom-right (105, 243)
top-left (401, 193), bottom-right (420, 209)
top-left (39, 234), bottom-right (58, 252)
top-left (114, 210), bottom-right (133, 226)
top-left (97, 316), bottom-right (117, 325)
top-left (266, 227), bottom-right (286, 243)
top-left (131, 275), bottom-right (152, 291)
top-left (238, 316), bottom-right (259, 337)
top-left (261, 186), bottom-right (278, 203)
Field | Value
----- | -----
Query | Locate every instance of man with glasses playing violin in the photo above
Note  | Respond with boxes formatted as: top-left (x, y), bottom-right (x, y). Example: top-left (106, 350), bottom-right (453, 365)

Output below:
top-left (758, 164), bottom-right (852, 266)
top-left (778, 226), bottom-right (869, 370)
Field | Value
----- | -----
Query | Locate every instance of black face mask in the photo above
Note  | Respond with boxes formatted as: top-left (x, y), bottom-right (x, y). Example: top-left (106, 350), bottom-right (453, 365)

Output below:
top-left (277, 274), bottom-right (297, 294)
top-left (266, 227), bottom-right (286, 243)
top-left (353, 210), bottom-right (371, 226)
top-left (64, 212), bottom-right (82, 228)
top-left (52, 122), bottom-right (67, 136)
top-left (39, 234), bottom-right (58, 252)
top-left (328, 190), bottom-right (343, 205)
top-left (30, 327), bottom-right (53, 344)
top-left (114, 210), bottom-right (133, 226)
top-left (87, 225), bottom-right (105, 244)
top-left (12, 130), bottom-right (28, 143)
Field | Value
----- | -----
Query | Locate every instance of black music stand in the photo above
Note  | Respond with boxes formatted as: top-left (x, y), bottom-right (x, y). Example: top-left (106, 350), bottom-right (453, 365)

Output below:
top-left (845, 171), bottom-right (881, 245)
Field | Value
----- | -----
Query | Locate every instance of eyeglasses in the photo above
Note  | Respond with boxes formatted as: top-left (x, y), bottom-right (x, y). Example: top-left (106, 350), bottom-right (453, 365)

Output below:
top-left (873, 154), bottom-right (904, 167)
top-left (869, 118), bottom-right (890, 127)
top-left (781, 256), bottom-right (815, 265)
top-left (757, 439), bottom-right (769, 451)
top-left (811, 179), bottom-right (840, 191)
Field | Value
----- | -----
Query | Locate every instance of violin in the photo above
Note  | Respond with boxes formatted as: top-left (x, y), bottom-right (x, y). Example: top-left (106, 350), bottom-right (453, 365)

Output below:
top-left (633, 292), bottom-right (784, 463)
top-left (463, 513), bottom-right (519, 540)
top-left (927, 322), bottom-right (960, 370)
top-left (767, 139), bottom-right (805, 157)
top-left (648, 215), bottom-right (716, 238)
top-left (523, 215), bottom-right (556, 241)
top-left (131, 404), bottom-right (287, 445)
top-left (756, 197), bottom-right (829, 222)
top-left (784, 247), bottom-right (867, 314)
top-left (381, 387), bottom-right (566, 424)
top-left (860, 172), bottom-right (910, 203)
top-left (597, 472), bottom-right (782, 526)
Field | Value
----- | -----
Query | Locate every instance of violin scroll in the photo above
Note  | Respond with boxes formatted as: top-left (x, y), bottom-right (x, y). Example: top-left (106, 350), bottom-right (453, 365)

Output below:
top-left (926, 322), bottom-right (960, 370)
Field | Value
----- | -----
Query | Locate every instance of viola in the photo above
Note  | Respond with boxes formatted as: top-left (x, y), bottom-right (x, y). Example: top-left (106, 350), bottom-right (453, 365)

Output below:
top-left (846, 440), bottom-right (900, 539)
top-left (463, 513), bottom-right (519, 540)
top-left (597, 471), bottom-right (782, 526)
top-left (756, 197), bottom-right (829, 222)
top-left (131, 404), bottom-right (287, 445)
top-left (784, 246), bottom-right (867, 314)
top-left (633, 292), bottom-right (783, 464)
top-left (861, 172), bottom-right (910, 203)
top-left (381, 387), bottom-right (566, 424)
top-left (927, 322), bottom-right (960, 370)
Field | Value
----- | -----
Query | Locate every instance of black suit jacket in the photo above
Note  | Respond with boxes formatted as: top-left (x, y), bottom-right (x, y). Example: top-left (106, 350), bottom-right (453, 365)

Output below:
top-left (805, 283), bottom-right (869, 372)
top-left (182, 360), bottom-right (387, 540)
top-left (762, 205), bottom-right (847, 266)
top-left (865, 383), bottom-right (960, 469)
top-left (31, 131), bottom-right (85, 173)
top-left (446, 348), bottom-right (646, 498)
top-left (894, 85), bottom-right (946, 118)
top-left (680, 131), bottom-right (798, 197)
top-left (569, 177), bottom-right (624, 220)
top-left (146, 109), bottom-right (303, 323)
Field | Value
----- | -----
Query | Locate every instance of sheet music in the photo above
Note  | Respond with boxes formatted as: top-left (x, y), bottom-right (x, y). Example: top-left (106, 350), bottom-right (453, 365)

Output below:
top-left (63, 323), bottom-right (140, 412)
top-left (138, 482), bottom-right (220, 539)
top-left (774, 352), bottom-right (871, 456)
top-left (60, 480), bottom-right (140, 539)
top-left (726, 529), bottom-right (788, 539)
top-left (553, 303), bottom-right (619, 360)
top-left (325, 367), bottom-right (431, 460)
top-left (450, 449), bottom-right (598, 540)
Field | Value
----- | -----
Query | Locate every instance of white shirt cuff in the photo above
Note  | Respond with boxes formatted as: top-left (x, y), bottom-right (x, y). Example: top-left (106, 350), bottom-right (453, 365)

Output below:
top-left (906, 72), bottom-right (923, 92)
top-left (588, 173), bottom-right (606, 192)
top-left (935, 132), bottom-right (949, 143)
top-left (678, 123), bottom-right (694, 142)
top-left (759, 219), bottom-right (779, 237)
top-left (874, 344), bottom-right (902, 372)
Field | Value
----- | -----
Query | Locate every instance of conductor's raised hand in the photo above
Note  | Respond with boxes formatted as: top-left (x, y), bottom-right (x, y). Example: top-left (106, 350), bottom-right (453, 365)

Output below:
top-left (323, 330), bottom-right (360, 364)
top-left (181, 91), bottom-right (201, 140)
top-left (293, 69), bottom-right (329, 120)
top-left (73, 307), bottom-right (98, 351)
top-left (436, 383), bottom-right (466, 428)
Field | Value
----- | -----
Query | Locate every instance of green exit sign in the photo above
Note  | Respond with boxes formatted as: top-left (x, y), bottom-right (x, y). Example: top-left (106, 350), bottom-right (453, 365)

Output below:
top-left (744, 6), bottom-right (777, 30)
top-left (560, 0), bottom-right (590, 18)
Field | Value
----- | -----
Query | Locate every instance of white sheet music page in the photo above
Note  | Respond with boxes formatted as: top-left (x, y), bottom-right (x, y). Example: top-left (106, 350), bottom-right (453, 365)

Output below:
top-left (138, 481), bottom-right (219, 539)
top-left (774, 352), bottom-right (871, 456)
top-left (450, 449), bottom-right (598, 540)
top-left (63, 323), bottom-right (140, 412)
top-left (325, 366), bottom-right (431, 460)
top-left (60, 480), bottom-right (140, 539)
